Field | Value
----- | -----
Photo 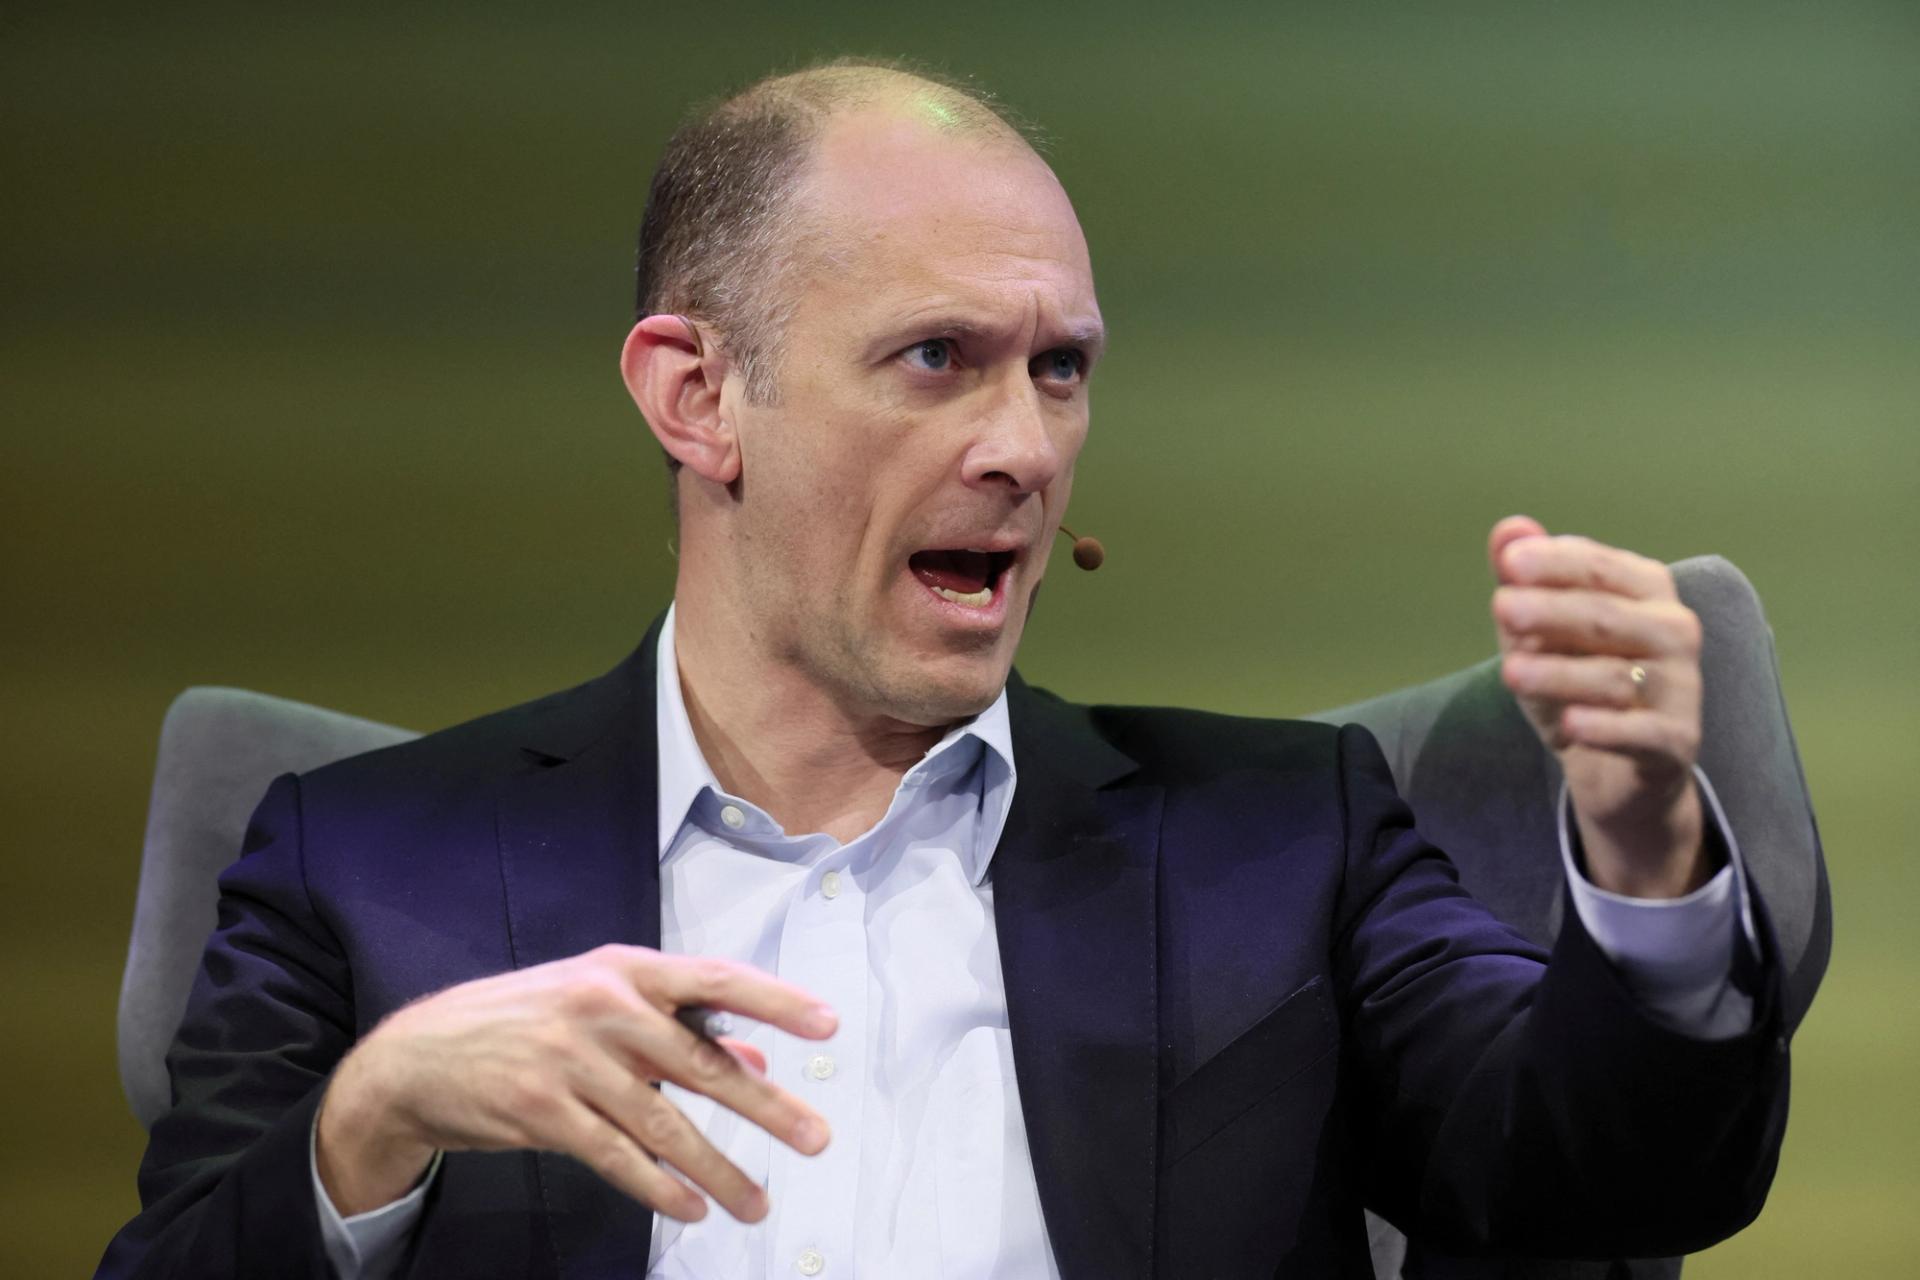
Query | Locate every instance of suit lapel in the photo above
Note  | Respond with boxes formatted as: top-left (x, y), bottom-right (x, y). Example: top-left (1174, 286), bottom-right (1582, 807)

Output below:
top-left (496, 621), bottom-right (663, 1279)
top-left (996, 678), bottom-right (1162, 1280)
top-left (488, 649), bottom-right (1160, 1278)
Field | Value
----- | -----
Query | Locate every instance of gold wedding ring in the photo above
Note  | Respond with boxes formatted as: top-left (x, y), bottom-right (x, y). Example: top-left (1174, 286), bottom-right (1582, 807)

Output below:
top-left (1628, 664), bottom-right (1649, 703)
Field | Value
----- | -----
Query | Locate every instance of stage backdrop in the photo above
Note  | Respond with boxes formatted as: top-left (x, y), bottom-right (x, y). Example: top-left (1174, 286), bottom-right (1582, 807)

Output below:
top-left (3, 3), bottom-right (1914, 1274)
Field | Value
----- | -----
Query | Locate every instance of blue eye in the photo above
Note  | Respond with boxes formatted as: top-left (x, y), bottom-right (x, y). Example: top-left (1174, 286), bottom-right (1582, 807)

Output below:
top-left (1033, 348), bottom-right (1085, 383)
top-left (905, 339), bottom-right (953, 371)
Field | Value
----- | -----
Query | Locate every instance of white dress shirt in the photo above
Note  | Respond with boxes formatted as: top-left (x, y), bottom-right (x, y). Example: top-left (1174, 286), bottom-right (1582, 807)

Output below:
top-left (314, 606), bottom-right (1754, 1278)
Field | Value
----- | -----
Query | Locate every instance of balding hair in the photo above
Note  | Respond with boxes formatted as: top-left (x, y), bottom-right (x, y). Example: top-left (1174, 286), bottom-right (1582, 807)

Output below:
top-left (634, 58), bottom-right (1039, 407)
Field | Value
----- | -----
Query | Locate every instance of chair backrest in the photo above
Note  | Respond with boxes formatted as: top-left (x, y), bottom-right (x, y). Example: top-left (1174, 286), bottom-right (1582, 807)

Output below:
top-left (119, 688), bottom-right (417, 1129)
top-left (1309, 554), bottom-right (1829, 1279)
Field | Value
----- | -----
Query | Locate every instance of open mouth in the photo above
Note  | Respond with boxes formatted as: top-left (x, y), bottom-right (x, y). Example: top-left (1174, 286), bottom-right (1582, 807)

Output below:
top-left (908, 548), bottom-right (1016, 608)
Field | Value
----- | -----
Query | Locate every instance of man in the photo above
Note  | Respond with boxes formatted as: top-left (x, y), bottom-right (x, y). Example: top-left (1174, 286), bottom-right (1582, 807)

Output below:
top-left (101, 61), bottom-right (1786, 1278)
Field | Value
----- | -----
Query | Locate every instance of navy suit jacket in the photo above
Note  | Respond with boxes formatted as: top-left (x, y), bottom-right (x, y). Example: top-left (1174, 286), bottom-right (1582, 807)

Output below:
top-left (102, 623), bottom-right (1789, 1278)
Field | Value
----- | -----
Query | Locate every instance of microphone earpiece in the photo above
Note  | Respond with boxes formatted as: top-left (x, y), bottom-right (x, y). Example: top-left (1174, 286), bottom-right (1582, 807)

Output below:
top-left (1056, 524), bottom-right (1105, 571)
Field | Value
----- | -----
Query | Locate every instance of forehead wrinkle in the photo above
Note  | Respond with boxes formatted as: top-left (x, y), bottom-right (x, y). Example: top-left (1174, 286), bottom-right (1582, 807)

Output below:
top-left (885, 255), bottom-right (1098, 324)
top-left (800, 223), bottom-right (1061, 311)
top-left (892, 289), bottom-right (1101, 357)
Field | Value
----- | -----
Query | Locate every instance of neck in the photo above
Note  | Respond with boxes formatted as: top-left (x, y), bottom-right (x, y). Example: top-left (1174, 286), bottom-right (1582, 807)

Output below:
top-left (670, 591), bottom-right (949, 844)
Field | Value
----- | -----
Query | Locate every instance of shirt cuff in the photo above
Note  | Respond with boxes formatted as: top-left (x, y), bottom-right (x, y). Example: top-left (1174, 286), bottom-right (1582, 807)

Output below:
top-left (310, 1114), bottom-right (439, 1280)
top-left (1558, 765), bottom-right (1758, 1040)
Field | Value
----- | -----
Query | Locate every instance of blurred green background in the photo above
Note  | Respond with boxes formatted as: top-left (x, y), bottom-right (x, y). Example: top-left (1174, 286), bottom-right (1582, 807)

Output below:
top-left (4, 1), bottom-right (1915, 1274)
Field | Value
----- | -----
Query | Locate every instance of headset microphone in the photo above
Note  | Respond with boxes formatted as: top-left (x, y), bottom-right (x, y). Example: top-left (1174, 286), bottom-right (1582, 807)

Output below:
top-left (1056, 525), bottom-right (1106, 571)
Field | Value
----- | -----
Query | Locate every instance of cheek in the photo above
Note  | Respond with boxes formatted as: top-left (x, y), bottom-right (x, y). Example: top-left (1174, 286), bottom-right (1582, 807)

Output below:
top-left (1044, 455), bottom-right (1078, 515)
top-left (745, 395), bottom-right (867, 504)
top-left (759, 417), bottom-right (903, 576)
top-left (1059, 412), bottom-right (1090, 464)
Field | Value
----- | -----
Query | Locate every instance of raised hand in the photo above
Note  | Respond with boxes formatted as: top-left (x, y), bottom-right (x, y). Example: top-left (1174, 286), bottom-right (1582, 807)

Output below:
top-left (1488, 515), bottom-right (1712, 898)
top-left (315, 945), bottom-right (836, 1222)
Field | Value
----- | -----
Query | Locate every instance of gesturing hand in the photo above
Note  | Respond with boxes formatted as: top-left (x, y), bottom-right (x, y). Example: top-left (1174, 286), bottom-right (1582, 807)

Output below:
top-left (1488, 515), bottom-right (1712, 898)
top-left (316, 945), bottom-right (836, 1223)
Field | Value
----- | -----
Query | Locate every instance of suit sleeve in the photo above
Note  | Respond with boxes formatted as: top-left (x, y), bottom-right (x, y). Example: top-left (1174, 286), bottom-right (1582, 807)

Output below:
top-left (1330, 724), bottom-right (1790, 1259)
top-left (97, 773), bottom-right (350, 1279)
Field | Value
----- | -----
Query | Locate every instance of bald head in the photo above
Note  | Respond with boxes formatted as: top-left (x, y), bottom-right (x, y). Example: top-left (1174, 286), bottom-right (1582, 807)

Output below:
top-left (634, 59), bottom-right (1041, 404)
top-left (741, 61), bottom-right (1024, 140)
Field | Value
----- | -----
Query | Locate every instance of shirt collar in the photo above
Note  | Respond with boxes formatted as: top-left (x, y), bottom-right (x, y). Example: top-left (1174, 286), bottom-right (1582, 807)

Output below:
top-left (654, 604), bottom-right (720, 859)
top-left (654, 604), bottom-right (1016, 882)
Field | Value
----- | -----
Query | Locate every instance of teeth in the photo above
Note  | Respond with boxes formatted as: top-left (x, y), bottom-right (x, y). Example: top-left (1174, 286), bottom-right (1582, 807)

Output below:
top-left (934, 584), bottom-right (994, 607)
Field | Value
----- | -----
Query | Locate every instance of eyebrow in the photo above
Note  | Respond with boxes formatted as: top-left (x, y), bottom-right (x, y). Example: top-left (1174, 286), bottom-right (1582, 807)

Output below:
top-left (1063, 322), bottom-right (1108, 359)
top-left (896, 315), bottom-right (1109, 359)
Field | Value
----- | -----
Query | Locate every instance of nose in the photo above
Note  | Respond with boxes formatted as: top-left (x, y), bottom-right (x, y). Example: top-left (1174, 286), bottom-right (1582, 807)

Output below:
top-left (961, 372), bottom-right (1064, 495)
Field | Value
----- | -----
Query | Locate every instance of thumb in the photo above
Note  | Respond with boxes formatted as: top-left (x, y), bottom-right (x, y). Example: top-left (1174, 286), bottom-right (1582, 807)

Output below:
top-left (1488, 513), bottom-right (1549, 585)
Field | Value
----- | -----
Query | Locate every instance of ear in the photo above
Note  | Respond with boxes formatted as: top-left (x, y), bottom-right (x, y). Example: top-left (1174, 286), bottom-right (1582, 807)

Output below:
top-left (620, 315), bottom-right (741, 485)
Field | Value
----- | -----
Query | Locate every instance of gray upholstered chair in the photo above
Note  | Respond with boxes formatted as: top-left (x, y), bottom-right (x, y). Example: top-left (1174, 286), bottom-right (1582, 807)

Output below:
top-left (119, 555), bottom-right (1828, 1279)
top-left (1309, 555), bottom-right (1829, 1279)
top-left (119, 691), bottom-right (416, 1130)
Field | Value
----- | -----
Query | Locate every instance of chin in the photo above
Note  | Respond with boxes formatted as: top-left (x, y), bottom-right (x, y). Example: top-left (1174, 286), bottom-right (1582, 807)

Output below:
top-left (869, 650), bottom-right (1012, 726)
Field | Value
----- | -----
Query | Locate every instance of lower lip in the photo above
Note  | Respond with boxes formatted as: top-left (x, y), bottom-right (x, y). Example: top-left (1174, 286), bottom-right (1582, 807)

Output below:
top-left (910, 570), bottom-right (1012, 629)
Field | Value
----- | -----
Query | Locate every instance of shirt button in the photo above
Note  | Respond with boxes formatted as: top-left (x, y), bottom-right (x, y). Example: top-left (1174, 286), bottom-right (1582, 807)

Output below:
top-left (719, 804), bottom-right (746, 830)
top-left (796, 1249), bottom-right (825, 1276)
top-left (820, 870), bottom-right (842, 899)
top-left (806, 1054), bottom-right (836, 1081)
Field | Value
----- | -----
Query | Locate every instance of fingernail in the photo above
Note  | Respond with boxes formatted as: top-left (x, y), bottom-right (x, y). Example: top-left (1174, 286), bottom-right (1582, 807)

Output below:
top-left (795, 1117), bottom-right (829, 1151)
top-left (807, 1004), bottom-right (838, 1036)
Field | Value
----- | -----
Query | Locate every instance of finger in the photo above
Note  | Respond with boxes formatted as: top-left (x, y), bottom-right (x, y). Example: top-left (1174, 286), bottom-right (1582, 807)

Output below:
top-left (1492, 590), bottom-right (1701, 659)
top-left (716, 1036), bottom-right (768, 1076)
top-left (554, 1097), bottom-right (709, 1222)
top-left (1502, 653), bottom-right (1683, 710)
top-left (1498, 535), bottom-right (1675, 602)
top-left (1559, 705), bottom-right (1701, 768)
top-left (578, 1064), bottom-right (769, 1223)
top-left (608, 1002), bottom-right (830, 1157)
top-left (623, 952), bottom-right (838, 1042)
top-left (1487, 514), bottom-right (1549, 584)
